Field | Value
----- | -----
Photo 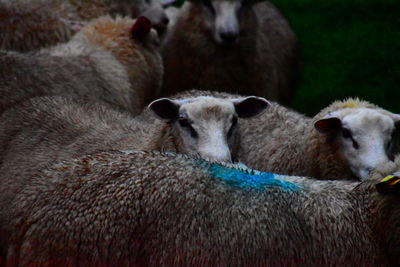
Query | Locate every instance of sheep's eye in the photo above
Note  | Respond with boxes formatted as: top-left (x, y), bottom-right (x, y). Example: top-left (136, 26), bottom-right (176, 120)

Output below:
top-left (342, 128), bottom-right (352, 139)
top-left (342, 128), bottom-right (359, 149)
top-left (178, 119), bottom-right (198, 138)
top-left (227, 116), bottom-right (238, 138)
top-left (352, 140), bottom-right (359, 150)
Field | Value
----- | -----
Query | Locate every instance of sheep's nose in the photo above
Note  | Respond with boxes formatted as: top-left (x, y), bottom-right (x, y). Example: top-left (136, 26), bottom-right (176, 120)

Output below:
top-left (219, 31), bottom-right (238, 45)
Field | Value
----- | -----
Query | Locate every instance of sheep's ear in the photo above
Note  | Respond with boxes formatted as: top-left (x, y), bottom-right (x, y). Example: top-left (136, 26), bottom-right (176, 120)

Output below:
top-left (131, 16), bottom-right (152, 40)
top-left (376, 175), bottom-right (400, 195)
top-left (314, 117), bottom-right (342, 134)
top-left (148, 98), bottom-right (180, 121)
top-left (233, 96), bottom-right (270, 118)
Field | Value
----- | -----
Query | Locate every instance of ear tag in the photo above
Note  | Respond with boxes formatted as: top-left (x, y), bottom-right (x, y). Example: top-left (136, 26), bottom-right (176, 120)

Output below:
top-left (376, 175), bottom-right (400, 195)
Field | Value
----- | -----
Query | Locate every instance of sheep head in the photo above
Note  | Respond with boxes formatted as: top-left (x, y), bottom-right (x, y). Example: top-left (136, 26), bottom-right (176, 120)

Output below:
top-left (314, 108), bottom-right (400, 180)
top-left (188, 0), bottom-right (261, 46)
top-left (149, 96), bottom-right (269, 162)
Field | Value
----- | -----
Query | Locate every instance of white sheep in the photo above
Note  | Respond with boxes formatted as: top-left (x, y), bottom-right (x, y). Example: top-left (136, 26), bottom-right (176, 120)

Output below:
top-left (0, 94), bottom-right (269, 174)
top-left (0, 16), bottom-right (163, 116)
top-left (238, 98), bottom-right (400, 180)
top-left (2, 148), bottom-right (400, 265)
top-left (160, 0), bottom-right (299, 105)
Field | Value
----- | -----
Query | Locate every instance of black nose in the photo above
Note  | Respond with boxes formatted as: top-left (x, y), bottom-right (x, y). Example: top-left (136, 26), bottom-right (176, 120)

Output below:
top-left (219, 31), bottom-right (238, 45)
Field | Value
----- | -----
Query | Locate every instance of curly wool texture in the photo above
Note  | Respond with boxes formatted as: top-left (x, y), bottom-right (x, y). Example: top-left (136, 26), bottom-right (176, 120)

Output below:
top-left (0, 16), bottom-right (163, 116)
top-left (1, 148), bottom-right (400, 266)
top-left (238, 98), bottom-right (378, 180)
top-left (160, 0), bottom-right (300, 105)
top-left (0, 96), bottom-right (190, 188)
top-left (0, 95), bottom-right (245, 217)
top-left (0, 95), bottom-right (400, 265)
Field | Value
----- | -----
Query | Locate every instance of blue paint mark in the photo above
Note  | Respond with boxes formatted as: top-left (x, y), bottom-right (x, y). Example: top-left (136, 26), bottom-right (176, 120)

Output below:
top-left (198, 161), bottom-right (300, 192)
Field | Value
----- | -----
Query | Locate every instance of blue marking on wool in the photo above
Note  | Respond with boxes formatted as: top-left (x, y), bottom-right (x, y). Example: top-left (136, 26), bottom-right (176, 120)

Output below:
top-left (199, 161), bottom-right (300, 192)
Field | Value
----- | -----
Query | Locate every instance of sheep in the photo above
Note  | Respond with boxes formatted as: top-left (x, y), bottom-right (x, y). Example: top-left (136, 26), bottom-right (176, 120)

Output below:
top-left (2, 144), bottom-right (400, 265)
top-left (0, 93), bottom-right (269, 172)
top-left (160, 0), bottom-right (300, 106)
top-left (237, 97), bottom-right (400, 180)
top-left (0, 93), bottom-right (268, 262)
top-left (0, 15), bottom-right (163, 116)
top-left (0, 0), bottom-right (170, 52)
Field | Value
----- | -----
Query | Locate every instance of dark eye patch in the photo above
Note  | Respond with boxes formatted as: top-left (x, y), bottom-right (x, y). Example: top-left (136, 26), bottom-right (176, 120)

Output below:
top-left (178, 118), bottom-right (198, 139)
top-left (342, 128), bottom-right (359, 149)
top-left (352, 140), bottom-right (359, 149)
top-left (342, 128), bottom-right (352, 139)
top-left (227, 116), bottom-right (238, 138)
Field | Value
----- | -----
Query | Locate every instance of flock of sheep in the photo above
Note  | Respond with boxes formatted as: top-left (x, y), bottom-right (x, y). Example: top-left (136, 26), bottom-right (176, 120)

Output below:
top-left (0, 0), bottom-right (400, 266)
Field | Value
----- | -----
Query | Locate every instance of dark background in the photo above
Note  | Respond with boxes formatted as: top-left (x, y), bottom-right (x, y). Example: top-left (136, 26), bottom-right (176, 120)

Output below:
top-left (272, 0), bottom-right (400, 116)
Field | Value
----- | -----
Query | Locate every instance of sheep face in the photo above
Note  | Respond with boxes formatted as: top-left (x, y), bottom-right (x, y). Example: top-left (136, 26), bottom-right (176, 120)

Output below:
top-left (149, 96), bottom-right (269, 162)
top-left (315, 108), bottom-right (400, 180)
top-left (191, 0), bottom-right (259, 46)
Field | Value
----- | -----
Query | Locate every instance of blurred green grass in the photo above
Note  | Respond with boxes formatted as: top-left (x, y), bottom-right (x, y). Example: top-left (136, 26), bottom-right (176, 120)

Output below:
top-left (272, 0), bottom-right (400, 116)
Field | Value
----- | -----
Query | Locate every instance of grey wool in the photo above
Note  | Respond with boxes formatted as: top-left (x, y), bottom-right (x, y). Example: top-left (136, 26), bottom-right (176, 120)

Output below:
top-left (238, 98), bottom-right (400, 180)
top-left (0, 92), bottom-right (268, 181)
top-left (0, 15), bottom-right (163, 116)
top-left (160, 0), bottom-right (300, 105)
top-left (1, 143), bottom-right (400, 265)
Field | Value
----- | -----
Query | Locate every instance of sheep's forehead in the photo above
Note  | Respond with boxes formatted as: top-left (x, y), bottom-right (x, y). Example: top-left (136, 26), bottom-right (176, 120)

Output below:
top-left (180, 98), bottom-right (235, 122)
top-left (340, 108), bottom-right (395, 135)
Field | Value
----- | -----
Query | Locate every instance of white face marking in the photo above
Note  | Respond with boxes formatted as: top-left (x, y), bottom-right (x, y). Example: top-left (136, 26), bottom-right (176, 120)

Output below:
top-left (212, 1), bottom-right (241, 44)
top-left (337, 108), bottom-right (397, 180)
top-left (197, 121), bottom-right (232, 161)
top-left (140, 0), bottom-right (169, 31)
top-left (176, 97), bottom-right (237, 162)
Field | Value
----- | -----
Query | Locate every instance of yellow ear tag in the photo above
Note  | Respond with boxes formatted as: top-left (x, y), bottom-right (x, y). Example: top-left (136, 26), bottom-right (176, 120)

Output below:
top-left (376, 175), bottom-right (400, 195)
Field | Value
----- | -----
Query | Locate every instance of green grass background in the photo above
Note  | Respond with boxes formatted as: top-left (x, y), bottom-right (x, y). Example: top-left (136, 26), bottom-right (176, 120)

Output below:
top-left (271, 0), bottom-right (400, 116)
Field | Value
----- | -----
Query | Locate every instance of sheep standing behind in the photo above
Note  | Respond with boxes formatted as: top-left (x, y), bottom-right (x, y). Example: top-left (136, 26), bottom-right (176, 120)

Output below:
top-left (238, 98), bottom-right (400, 180)
top-left (0, 0), bottom-right (170, 52)
top-left (2, 147), bottom-right (400, 265)
top-left (0, 15), bottom-right (163, 116)
top-left (161, 0), bottom-right (300, 105)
